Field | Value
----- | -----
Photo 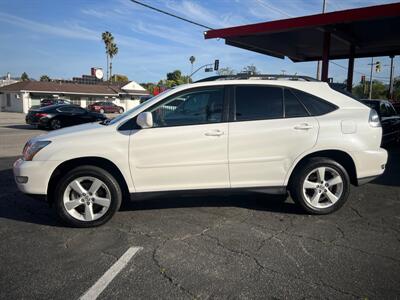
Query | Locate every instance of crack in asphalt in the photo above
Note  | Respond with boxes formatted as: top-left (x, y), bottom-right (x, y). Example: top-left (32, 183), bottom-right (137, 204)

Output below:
top-left (152, 239), bottom-right (196, 299)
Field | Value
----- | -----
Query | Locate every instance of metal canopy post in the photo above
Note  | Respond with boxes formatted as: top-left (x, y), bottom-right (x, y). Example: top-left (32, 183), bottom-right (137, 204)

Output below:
top-left (321, 31), bottom-right (331, 82)
top-left (346, 46), bottom-right (355, 92)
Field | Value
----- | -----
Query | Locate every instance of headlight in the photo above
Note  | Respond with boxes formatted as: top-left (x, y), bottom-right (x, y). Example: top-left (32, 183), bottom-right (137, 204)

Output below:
top-left (22, 140), bottom-right (51, 161)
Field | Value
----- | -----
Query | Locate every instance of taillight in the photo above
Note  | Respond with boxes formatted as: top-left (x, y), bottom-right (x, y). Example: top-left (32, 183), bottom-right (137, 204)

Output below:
top-left (35, 113), bottom-right (48, 118)
top-left (94, 106), bottom-right (100, 109)
top-left (369, 109), bottom-right (381, 127)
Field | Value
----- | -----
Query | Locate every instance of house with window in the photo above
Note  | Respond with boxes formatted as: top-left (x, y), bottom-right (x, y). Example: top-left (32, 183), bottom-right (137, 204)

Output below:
top-left (0, 80), bottom-right (149, 113)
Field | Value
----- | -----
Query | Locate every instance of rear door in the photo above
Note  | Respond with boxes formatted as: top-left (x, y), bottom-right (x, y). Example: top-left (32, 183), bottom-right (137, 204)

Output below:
top-left (228, 85), bottom-right (319, 188)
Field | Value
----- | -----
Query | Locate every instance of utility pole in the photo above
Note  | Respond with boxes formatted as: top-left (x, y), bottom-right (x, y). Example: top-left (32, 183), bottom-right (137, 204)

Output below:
top-left (388, 55), bottom-right (395, 101)
top-left (369, 57), bottom-right (374, 99)
top-left (316, 0), bottom-right (327, 80)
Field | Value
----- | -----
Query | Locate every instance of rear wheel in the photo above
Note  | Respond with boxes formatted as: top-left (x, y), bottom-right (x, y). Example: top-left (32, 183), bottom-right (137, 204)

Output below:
top-left (290, 158), bottom-right (350, 214)
top-left (54, 166), bottom-right (122, 227)
top-left (99, 108), bottom-right (105, 114)
top-left (50, 119), bottom-right (62, 130)
top-left (119, 108), bottom-right (124, 114)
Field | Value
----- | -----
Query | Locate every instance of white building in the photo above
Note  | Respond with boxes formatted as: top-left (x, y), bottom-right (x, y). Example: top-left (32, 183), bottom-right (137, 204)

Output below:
top-left (0, 80), bottom-right (149, 113)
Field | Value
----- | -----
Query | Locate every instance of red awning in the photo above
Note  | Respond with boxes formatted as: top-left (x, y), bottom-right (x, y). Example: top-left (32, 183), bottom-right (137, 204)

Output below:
top-left (204, 3), bottom-right (400, 62)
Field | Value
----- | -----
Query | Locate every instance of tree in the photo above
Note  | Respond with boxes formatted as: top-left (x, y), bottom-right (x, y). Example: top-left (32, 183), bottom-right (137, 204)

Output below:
top-left (40, 75), bottom-right (51, 82)
top-left (242, 64), bottom-right (260, 75)
top-left (189, 56), bottom-right (196, 74)
top-left (20, 72), bottom-right (29, 81)
top-left (101, 31), bottom-right (118, 81)
top-left (352, 80), bottom-right (388, 99)
top-left (108, 42), bottom-right (118, 82)
top-left (111, 74), bottom-right (129, 83)
top-left (217, 67), bottom-right (235, 76)
top-left (161, 70), bottom-right (191, 88)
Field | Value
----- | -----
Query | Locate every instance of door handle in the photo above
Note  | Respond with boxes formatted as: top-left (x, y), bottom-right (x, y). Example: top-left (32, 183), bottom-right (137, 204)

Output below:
top-left (294, 123), bottom-right (313, 130)
top-left (204, 130), bottom-right (224, 136)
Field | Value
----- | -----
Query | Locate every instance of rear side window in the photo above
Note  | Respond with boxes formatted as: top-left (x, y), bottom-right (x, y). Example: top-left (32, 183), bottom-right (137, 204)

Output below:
top-left (234, 86), bottom-right (283, 121)
top-left (284, 89), bottom-right (309, 118)
top-left (292, 89), bottom-right (337, 116)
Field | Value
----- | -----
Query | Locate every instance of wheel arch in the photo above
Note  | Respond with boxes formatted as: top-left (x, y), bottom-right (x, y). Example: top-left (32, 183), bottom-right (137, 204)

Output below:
top-left (47, 156), bottom-right (130, 205)
top-left (286, 149), bottom-right (358, 188)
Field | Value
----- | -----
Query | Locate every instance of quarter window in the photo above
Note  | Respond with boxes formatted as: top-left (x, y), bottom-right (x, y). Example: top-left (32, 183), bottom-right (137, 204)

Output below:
top-left (292, 89), bottom-right (337, 116)
top-left (234, 86), bottom-right (283, 121)
top-left (284, 89), bottom-right (309, 118)
top-left (148, 88), bottom-right (224, 127)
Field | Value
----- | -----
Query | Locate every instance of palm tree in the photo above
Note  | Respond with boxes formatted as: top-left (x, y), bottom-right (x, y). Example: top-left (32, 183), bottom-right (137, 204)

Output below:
top-left (189, 56), bottom-right (196, 74)
top-left (108, 43), bottom-right (118, 82)
top-left (101, 31), bottom-right (113, 80)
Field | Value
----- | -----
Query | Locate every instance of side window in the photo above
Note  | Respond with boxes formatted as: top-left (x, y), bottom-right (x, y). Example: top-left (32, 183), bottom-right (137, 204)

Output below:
top-left (57, 106), bottom-right (74, 113)
top-left (380, 102), bottom-right (390, 117)
top-left (148, 88), bottom-right (224, 127)
top-left (292, 89), bottom-right (337, 116)
top-left (386, 103), bottom-right (396, 117)
top-left (284, 89), bottom-right (309, 118)
top-left (234, 86), bottom-right (283, 121)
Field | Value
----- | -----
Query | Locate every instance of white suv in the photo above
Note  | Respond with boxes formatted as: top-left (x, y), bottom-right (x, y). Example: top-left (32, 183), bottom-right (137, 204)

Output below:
top-left (14, 76), bottom-right (388, 227)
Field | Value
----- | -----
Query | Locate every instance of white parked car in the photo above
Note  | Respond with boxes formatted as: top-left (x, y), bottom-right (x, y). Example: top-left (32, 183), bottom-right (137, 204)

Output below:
top-left (14, 75), bottom-right (388, 227)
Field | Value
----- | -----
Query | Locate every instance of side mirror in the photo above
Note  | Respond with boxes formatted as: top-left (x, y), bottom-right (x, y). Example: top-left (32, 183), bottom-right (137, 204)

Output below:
top-left (136, 112), bottom-right (153, 128)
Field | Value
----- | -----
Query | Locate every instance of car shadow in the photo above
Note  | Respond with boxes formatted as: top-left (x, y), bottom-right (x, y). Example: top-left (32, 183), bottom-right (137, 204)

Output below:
top-left (3, 124), bottom-right (40, 130)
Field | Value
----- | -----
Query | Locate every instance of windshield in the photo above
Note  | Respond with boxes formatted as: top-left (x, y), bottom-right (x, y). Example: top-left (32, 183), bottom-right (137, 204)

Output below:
top-left (107, 90), bottom-right (171, 125)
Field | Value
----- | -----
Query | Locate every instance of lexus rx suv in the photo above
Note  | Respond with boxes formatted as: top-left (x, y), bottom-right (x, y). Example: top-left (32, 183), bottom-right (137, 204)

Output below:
top-left (14, 75), bottom-right (388, 227)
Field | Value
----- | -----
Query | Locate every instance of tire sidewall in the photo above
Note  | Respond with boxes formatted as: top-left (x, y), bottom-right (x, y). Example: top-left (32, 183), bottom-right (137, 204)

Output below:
top-left (51, 119), bottom-right (61, 130)
top-left (292, 158), bottom-right (350, 214)
top-left (54, 166), bottom-right (122, 227)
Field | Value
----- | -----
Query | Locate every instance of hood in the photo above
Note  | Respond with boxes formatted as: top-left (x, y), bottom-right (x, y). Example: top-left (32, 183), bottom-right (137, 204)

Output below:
top-left (33, 122), bottom-right (105, 142)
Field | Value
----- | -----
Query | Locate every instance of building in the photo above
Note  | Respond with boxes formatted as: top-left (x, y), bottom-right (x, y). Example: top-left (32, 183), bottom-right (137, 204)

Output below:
top-left (0, 73), bottom-right (19, 88)
top-left (0, 80), bottom-right (149, 113)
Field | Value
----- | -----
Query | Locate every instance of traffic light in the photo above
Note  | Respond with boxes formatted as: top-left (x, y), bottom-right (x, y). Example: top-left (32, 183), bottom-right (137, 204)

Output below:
top-left (214, 59), bottom-right (219, 71)
top-left (375, 61), bottom-right (381, 72)
top-left (361, 75), bottom-right (365, 83)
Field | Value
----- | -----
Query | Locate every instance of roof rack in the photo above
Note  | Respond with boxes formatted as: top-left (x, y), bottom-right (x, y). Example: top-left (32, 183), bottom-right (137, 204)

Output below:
top-left (195, 73), bottom-right (319, 83)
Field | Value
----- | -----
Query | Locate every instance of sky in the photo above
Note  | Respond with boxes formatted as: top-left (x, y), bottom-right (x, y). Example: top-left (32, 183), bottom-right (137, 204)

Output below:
top-left (0, 0), bottom-right (398, 84)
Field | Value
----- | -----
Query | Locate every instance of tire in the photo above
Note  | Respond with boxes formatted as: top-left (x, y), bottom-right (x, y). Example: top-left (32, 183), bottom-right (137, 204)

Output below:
top-left (50, 118), bottom-right (62, 130)
top-left (119, 108), bottom-right (124, 114)
top-left (99, 109), bottom-right (105, 114)
top-left (54, 165), bottom-right (122, 227)
top-left (290, 158), bottom-right (350, 214)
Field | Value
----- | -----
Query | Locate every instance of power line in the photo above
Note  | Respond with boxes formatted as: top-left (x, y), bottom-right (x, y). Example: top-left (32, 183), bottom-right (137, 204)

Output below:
top-left (330, 61), bottom-right (390, 80)
top-left (128, 0), bottom-right (213, 30)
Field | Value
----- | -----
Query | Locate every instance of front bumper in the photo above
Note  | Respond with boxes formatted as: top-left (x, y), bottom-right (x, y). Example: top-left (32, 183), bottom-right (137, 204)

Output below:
top-left (13, 158), bottom-right (60, 195)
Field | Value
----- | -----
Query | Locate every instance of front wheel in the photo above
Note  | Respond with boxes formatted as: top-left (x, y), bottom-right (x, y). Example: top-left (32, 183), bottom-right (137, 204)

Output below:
top-left (54, 166), bottom-right (122, 227)
top-left (119, 108), bottom-right (124, 114)
top-left (99, 109), bottom-right (105, 114)
top-left (290, 158), bottom-right (350, 214)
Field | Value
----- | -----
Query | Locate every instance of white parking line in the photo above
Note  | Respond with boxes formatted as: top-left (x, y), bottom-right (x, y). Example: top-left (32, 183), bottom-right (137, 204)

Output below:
top-left (79, 246), bottom-right (142, 300)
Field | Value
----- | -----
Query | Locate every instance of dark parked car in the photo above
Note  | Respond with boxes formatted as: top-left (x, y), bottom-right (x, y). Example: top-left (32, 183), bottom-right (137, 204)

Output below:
top-left (26, 104), bottom-right (107, 130)
top-left (87, 101), bottom-right (124, 114)
top-left (40, 98), bottom-right (71, 107)
top-left (361, 99), bottom-right (400, 144)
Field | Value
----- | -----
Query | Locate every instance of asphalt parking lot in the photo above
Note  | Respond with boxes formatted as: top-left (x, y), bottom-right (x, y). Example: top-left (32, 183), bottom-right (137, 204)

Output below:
top-left (0, 112), bottom-right (399, 299)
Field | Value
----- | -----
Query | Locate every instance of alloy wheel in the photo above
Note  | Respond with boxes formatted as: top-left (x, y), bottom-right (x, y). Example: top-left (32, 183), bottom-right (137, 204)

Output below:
top-left (63, 176), bottom-right (111, 221)
top-left (51, 119), bottom-right (61, 130)
top-left (302, 166), bottom-right (343, 209)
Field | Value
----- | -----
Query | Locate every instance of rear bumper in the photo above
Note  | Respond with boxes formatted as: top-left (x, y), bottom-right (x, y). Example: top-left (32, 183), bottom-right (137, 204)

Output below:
top-left (351, 148), bottom-right (388, 183)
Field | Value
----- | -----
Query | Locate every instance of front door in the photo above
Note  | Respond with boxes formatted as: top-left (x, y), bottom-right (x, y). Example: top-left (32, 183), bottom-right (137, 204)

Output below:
top-left (129, 87), bottom-right (229, 192)
top-left (228, 85), bottom-right (319, 188)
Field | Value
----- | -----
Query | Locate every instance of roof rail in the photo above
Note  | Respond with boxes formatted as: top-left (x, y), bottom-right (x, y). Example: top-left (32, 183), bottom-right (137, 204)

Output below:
top-left (195, 73), bottom-right (319, 83)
